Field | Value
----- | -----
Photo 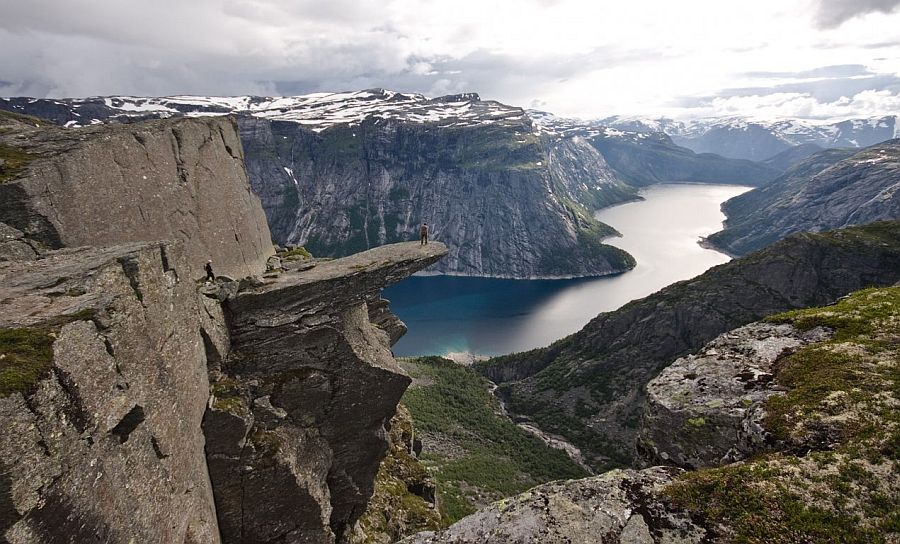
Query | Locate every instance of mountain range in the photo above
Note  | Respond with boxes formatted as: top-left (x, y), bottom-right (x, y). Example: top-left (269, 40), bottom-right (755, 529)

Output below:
top-left (603, 114), bottom-right (900, 161)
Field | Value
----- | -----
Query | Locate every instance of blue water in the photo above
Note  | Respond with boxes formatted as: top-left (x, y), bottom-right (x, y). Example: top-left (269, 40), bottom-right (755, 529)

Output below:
top-left (385, 183), bottom-right (750, 358)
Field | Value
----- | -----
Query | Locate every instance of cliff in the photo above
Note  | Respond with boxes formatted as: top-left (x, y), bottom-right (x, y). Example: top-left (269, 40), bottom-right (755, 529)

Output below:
top-left (707, 141), bottom-right (900, 255)
top-left (239, 113), bottom-right (636, 278)
top-left (1, 242), bottom-right (220, 543)
top-left (476, 221), bottom-right (900, 469)
top-left (0, 111), bottom-right (272, 279)
top-left (0, 113), bottom-right (449, 543)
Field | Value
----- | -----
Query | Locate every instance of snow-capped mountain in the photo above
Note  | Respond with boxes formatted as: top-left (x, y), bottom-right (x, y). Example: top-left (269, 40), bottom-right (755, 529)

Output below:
top-left (600, 115), bottom-right (899, 161)
top-left (527, 110), bottom-right (780, 186)
top-left (1, 89), bottom-right (527, 131)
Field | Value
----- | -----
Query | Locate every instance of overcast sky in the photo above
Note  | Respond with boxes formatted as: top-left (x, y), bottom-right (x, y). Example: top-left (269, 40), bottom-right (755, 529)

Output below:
top-left (1, 0), bottom-right (899, 120)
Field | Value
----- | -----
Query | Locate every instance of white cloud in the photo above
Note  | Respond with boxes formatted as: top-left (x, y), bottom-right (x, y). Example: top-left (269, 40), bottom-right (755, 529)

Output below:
top-left (692, 90), bottom-right (900, 120)
top-left (0, 0), bottom-right (898, 120)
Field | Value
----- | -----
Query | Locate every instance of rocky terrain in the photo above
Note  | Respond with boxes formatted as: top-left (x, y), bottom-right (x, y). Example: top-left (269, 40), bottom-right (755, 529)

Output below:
top-left (0, 110), bottom-right (272, 279)
top-left (1, 91), bottom-right (639, 278)
top-left (707, 140), bottom-right (900, 255)
top-left (0, 109), bottom-right (448, 543)
top-left (409, 285), bottom-right (900, 543)
top-left (604, 114), bottom-right (899, 161)
top-left (476, 220), bottom-right (900, 469)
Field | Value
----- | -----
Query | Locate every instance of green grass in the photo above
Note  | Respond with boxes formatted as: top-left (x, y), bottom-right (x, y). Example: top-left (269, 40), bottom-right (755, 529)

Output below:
top-left (279, 246), bottom-right (312, 260)
top-left (0, 328), bottom-right (55, 397)
top-left (666, 286), bottom-right (900, 541)
top-left (400, 356), bottom-right (588, 522)
top-left (0, 144), bottom-right (35, 183)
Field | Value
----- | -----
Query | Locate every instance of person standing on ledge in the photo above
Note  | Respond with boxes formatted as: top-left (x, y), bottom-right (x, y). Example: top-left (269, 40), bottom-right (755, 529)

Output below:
top-left (205, 260), bottom-right (216, 282)
top-left (420, 222), bottom-right (429, 245)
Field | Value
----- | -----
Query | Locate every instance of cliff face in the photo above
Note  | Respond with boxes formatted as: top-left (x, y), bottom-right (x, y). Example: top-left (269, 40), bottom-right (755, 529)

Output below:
top-left (204, 242), bottom-right (446, 543)
top-left (707, 141), bottom-right (900, 256)
top-left (240, 115), bottom-right (636, 278)
top-left (0, 113), bottom-right (448, 544)
top-left (477, 221), bottom-right (900, 469)
top-left (0, 113), bottom-right (272, 279)
top-left (1, 242), bottom-right (220, 543)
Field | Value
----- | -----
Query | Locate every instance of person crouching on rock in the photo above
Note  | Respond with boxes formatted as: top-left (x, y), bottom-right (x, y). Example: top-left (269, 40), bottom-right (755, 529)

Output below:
top-left (205, 260), bottom-right (215, 283)
top-left (420, 222), bottom-right (429, 245)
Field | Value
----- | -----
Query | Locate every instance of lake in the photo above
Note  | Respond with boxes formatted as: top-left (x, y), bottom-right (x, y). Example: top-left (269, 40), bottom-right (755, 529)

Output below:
top-left (384, 183), bottom-right (751, 358)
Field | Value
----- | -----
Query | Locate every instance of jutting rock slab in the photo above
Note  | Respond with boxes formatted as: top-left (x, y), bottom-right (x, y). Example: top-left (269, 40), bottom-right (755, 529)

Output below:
top-left (204, 241), bottom-right (447, 544)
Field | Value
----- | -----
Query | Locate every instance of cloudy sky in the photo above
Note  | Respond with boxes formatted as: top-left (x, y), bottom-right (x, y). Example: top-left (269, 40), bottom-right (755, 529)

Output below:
top-left (1, 0), bottom-right (899, 120)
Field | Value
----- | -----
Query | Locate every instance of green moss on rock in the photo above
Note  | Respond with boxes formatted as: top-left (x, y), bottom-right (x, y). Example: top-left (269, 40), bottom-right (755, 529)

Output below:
top-left (666, 286), bottom-right (900, 541)
top-left (0, 328), bottom-right (55, 397)
top-left (0, 144), bottom-right (35, 184)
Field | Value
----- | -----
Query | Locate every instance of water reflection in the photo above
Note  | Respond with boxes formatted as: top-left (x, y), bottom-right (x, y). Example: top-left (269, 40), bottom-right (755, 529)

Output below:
top-left (385, 183), bottom-right (751, 357)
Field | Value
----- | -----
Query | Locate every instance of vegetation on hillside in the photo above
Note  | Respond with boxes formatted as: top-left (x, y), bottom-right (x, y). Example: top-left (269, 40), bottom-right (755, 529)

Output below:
top-left (399, 357), bottom-right (588, 522)
top-left (666, 286), bottom-right (900, 542)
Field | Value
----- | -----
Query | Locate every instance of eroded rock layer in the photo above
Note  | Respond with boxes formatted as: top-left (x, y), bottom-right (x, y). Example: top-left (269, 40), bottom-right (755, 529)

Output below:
top-left (204, 241), bottom-right (448, 543)
top-left (0, 242), bottom-right (220, 544)
top-left (0, 113), bottom-right (272, 279)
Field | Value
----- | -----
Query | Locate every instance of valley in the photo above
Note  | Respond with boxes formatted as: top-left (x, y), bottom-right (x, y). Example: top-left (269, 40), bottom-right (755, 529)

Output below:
top-left (386, 183), bottom-right (749, 357)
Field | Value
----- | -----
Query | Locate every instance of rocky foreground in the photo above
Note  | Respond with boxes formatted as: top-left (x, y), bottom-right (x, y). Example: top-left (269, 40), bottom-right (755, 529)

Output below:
top-left (0, 109), bottom-right (448, 544)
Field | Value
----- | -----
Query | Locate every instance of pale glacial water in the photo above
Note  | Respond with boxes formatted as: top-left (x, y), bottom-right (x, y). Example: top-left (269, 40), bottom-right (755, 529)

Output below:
top-left (385, 183), bottom-right (751, 358)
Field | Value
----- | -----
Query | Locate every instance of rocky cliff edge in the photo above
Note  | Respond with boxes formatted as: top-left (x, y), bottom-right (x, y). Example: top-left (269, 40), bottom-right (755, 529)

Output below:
top-left (0, 110), bottom-right (449, 544)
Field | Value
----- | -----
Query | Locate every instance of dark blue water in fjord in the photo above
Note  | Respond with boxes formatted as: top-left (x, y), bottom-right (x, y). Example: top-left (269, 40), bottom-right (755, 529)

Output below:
top-left (384, 183), bottom-right (750, 358)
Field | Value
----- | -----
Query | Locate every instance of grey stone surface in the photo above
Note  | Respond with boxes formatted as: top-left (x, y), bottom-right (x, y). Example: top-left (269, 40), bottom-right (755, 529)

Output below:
top-left (0, 114), bottom-right (273, 279)
top-left (401, 467), bottom-right (705, 544)
top-left (638, 322), bottom-right (832, 469)
top-left (203, 241), bottom-right (448, 543)
top-left (0, 242), bottom-right (220, 544)
top-left (0, 222), bottom-right (37, 261)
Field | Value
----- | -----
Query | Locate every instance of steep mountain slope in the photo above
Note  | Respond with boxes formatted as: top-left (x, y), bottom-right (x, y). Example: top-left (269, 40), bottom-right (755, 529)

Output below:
top-left (760, 142), bottom-right (824, 172)
top-left (707, 141), bottom-right (900, 255)
top-left (1, 92), bottom-right (638, 278)
top-left (603, 115), bottom-right (899, 161)
top-left (475, 221), bottom-right (900, 469)
top-left (529, 112), bottom-right (780, 186)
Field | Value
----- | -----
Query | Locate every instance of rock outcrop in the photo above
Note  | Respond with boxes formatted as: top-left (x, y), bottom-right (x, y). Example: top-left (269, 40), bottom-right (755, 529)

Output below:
top-left (637, 322), bottom-right (832, 469)
top-left (203, 241), bottom-right (447, 543)
top-left (0, 242), bottom-right (221, 544)
top-left (0, 111), bottom-right (449, 544)
top-left (478, 221), bottom-right (900, 469)
top-left (707, 142), bottom-right (900, 255)
top-left (0, 112), bottom-right (272, 279)
top-left (401, 467), bottom-right (704, 544)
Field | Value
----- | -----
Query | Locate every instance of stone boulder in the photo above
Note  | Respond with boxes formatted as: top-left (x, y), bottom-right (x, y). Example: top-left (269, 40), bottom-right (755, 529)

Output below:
top-left (401, 467), bottom-right (705, 544)
top-left (637, 322), bottom-right (832, 469)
